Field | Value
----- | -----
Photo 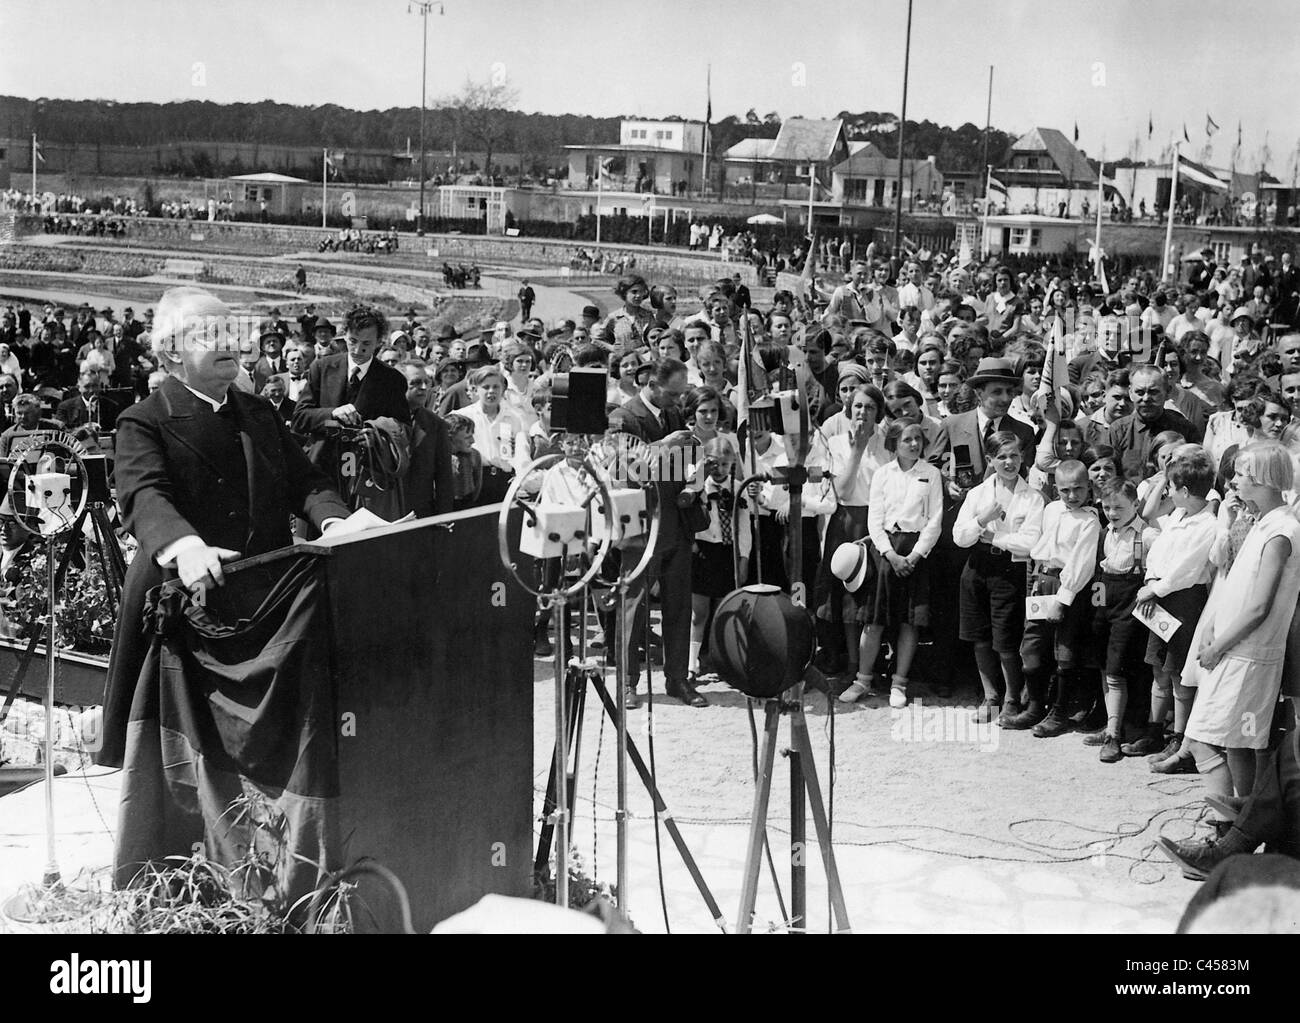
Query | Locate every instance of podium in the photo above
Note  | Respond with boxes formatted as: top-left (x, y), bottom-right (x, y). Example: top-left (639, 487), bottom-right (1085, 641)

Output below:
top-left (227, 505), bottom-right (536, 932)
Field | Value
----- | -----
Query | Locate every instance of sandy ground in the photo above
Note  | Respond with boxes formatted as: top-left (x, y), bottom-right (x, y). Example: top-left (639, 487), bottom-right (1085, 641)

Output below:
top-left (528, 628), bottom-right (1210, 933)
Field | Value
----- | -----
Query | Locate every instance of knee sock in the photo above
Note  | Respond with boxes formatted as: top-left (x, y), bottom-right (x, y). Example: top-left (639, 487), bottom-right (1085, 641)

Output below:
top-left (1172, 680), bottom-right (1194, 736)
top-left (973, 644), bottom-right (1001, 702)
top-left (1001, 654), bottom-right (1025, 706)
top-left (1150, 671), bottom-right (1173, 727)
top-left (1024, 666), bottom-right (1051, 707)
top-left (1103, 675), bottom-right (1128, 738)
top-left (688, 639), bottom-right (702, 675)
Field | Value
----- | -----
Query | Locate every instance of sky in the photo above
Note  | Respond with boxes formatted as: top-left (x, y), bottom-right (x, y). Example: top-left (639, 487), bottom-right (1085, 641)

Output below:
top-left (1, 0), bottom-right (1298, 172)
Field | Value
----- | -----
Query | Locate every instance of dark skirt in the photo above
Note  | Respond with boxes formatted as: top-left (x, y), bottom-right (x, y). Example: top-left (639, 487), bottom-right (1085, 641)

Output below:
top-left (815, 504), bottom-right (869, 624)
top-left (864, 531), bottom-right (932, 630)
top-left (692, 539), bottom-right (737, 598)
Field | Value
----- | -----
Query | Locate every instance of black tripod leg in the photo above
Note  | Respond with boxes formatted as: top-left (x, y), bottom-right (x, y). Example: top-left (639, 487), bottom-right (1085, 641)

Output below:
top-left (87, 506), bottom-right (118, 616)
top-left (533, 664), bottom-right (588, 880)
top-left (587, 672), bottom-right (728, 932)
top-left (790, 707), bottom-right (852, 933)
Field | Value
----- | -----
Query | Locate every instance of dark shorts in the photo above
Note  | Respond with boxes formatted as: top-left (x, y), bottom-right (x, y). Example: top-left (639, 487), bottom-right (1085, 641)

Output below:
top-left (1090, 571), bottom-right (1147, 679)
top-left (959, 545), bottom-right (1026, 654)
top-left (1144, 584), bottom-right (1209, 677)
top-left (1020, 571), bottom-right (1096, 671)
top-left (692, 540), bottom-right (737, 598)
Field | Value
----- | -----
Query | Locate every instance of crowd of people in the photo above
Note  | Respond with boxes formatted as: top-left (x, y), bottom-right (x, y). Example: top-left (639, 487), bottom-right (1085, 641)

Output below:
top-left (0, 189), bottom-right (146, 218)
top-left (8, 231), bottom-right (1300, 882)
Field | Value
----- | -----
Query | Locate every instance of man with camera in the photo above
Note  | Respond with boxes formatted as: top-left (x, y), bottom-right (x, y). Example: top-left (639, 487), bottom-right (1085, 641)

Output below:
top-left (608, 357), bottom-right (702, 708)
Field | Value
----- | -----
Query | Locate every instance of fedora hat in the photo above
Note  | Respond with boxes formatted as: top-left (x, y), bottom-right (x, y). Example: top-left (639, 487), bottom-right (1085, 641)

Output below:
top-left (831, 541), bottom-right (873, 595)
top-left (966, 357), bottom-right (1022, 389)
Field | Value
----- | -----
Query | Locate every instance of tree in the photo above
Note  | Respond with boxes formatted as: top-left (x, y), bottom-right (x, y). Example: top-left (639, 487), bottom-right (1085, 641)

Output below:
top-left (745, 108), bottom-right (760, 125)
top-left (438, 73), bottom-right (521, 186)
top-left (763, 111), bottom-right (781, 126)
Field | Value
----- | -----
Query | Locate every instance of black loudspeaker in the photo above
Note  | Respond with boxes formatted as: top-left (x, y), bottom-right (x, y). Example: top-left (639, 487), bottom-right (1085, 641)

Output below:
top-left (551, 367), bottom-right (608, 434)
top-left (709, 584), bottom-right (815, 698)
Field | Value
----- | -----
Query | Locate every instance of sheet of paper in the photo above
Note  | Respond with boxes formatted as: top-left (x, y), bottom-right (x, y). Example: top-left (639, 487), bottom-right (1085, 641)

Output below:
top-left (1132, 601), bottom-right (1181, 639)
top-left (1024, 595), bottom-right (1060, 621)
top-left (324, 507), bottom-right (414, 538)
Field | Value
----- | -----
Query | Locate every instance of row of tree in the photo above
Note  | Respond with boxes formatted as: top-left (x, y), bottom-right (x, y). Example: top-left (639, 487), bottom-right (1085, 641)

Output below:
top-left (3, 89), bottom-right (1022, 177)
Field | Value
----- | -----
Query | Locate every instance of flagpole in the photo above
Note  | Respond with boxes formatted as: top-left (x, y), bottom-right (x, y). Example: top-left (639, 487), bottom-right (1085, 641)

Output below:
top-left (1094, 144), bottom-right (1104, 257)
top-left (31, 133), bottom-right (37, 199)
top-left (807, 162), bottom-right (815, 233)
top-left (596, 162), bottom-right (603, 247)
top-left (893, 0), bottom-right (914, 259)
top-left (322, 148), bottom-right (328, 229)
top-left (981, 164), bottom-right (992, 258)
top-left (1163, 142), bottom-right (1179, 284)
top-left (702, 64), bottom-right (711, 197)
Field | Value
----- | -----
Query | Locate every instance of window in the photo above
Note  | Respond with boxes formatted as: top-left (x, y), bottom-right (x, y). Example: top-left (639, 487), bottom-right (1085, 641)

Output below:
top-left (0, 148), bottom-right (6, 160)
top-left (655, 130), bottom-right (665, 140)
top-left (847, 180), bottom-right (868, 202)
top-left (244, 185), bottom-right (260, 201)
top-left (1010, 228), bottom-right (1042, 248)
top-left (1213, 242), bottom-right (1231, 265)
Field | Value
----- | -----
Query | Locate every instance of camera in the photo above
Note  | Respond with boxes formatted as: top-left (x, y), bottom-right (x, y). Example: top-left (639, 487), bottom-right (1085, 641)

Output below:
top-left (550, 367), bottom-right (608, 434)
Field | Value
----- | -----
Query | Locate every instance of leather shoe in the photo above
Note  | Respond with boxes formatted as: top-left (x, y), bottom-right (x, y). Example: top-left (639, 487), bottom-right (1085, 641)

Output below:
top-left (971, 699), bottom-right (1000, 724)
top-left (1158, 829), bottom-right (1259, 881)
top-left (666, 677), bottom-right (707, 707)
top-left (624, 687), bottom-right (640, 710)
top-left (1001, 703), bottom-right (1045, 730)
top-left (1032, 707), bottom-right (1071, 738)
top-left (995, 700), bottom-right (1023, 727)
top-left (1099, 733), bottom-right (1123, 763)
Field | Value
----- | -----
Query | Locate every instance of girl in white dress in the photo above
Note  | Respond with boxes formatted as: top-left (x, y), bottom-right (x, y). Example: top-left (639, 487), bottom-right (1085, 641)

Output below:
top-left (1183, 441), bottom-right (1300, 809)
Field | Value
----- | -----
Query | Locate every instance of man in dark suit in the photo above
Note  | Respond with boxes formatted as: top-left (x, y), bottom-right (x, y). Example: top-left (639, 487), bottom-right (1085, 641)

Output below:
top-left (1274, 253), bottom-right (1300, 326)
top-left (293, 305), bottom-right (411, 496)
top-left (253, 324), bottom-right (289, 392)
top-left (260, 375), bottom-right (297, 428)
top-left (400, 361), bottom-right (454, 516)
top-left (55, 368), bottom-right (121, 444)
top-left (608, 357), bottom-right (701, 708)
top-left (98, 286), bottom-right (350, 772)
top-left (929, 358), bottom-right (1036, 484)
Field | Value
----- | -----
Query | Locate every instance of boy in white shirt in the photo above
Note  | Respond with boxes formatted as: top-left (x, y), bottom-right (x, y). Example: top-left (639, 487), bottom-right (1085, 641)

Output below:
top-left (1012, 461), bottom-right (1100, 733)
top-left (953, 431), bottom-right (1046, 724)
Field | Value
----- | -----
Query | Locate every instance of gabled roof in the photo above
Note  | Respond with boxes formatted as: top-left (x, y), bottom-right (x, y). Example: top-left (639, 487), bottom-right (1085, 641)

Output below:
top-left (768, 118), bottom-right (845, 163)
top-left (1008, 128), bottom-right (1097, 185)
top-left (723, 137), bottom-right (776, 161)
top-left (229, 172), bottom-right (311, 183)
top-left (831, 152), bottom-right (938, 177)
top-left (848, 140), bottom-right (887, 157)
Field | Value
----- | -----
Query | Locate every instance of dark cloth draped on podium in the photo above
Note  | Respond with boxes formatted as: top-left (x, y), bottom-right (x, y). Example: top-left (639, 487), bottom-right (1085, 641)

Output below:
top-left (114, 553), bottom-right (341, 900)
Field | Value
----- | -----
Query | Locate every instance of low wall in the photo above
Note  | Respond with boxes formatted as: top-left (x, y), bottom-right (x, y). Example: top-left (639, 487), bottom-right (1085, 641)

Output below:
top-left (8, 214), bottom-right (755, 286)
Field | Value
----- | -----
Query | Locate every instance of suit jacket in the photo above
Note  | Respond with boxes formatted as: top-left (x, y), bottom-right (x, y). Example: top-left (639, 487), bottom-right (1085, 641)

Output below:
top-left (292, 353), bottom-right (410, 465)
top-left (267, 395), bottom-right (297, 428)
top-left (98, 376), bottom-right (350, 768)
top-left (406, 406), bottom-right (455, 517)
top-left (928, 409), bottom-right (1037, 481)
top-left (254, 355), bottom-right (288, 392)
top-left (55, 393), bottom-right (120, 432)
top-left (607, 394), bottom-right (690, 548)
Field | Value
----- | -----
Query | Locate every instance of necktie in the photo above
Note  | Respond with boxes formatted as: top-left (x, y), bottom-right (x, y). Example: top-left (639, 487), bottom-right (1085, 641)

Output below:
top-left (712, 488), bottom-right (734, 545)
top-left (347, 368), bottom-right (361, 403)
top-left (982, 416), bottom-right (997, 446)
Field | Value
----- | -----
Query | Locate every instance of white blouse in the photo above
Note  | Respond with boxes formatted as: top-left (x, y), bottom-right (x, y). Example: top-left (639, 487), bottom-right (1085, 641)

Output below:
top-left (866, 459), bottom-right (944, 558)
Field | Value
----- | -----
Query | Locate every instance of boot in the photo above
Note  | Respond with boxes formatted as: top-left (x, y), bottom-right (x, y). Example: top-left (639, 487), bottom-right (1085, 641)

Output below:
top-left (1032, 705), bottom-right (1072, 737)
top-left (1002, 700), bottom-right (1046, 730)
top-left (1204, 794), bottom-right (1249, 823)
top-left (1122, 722), bottom-right (1167, 757)
top-left (1157, 827), bottom-right (1260, 881)
top-left (533, 620), bottom-right (553, 658)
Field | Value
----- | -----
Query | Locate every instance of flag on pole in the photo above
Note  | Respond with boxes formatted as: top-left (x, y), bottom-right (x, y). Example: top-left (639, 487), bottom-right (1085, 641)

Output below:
top-left (1206, 113), bottom-right (1220, 138)
top-left (33, 141), bottom-right (44, 164)
top-left (1147, 113), bottom-right (1153, 140)
top-left (1237, 121), bottom-right (1242, 148)
top-left (324, 150), bottom-right (344, 178)
top-left (1073, 122), bottom-right (1079, 144)
top-left (705, 64), bottom-right (712, 126)
top-left (986, 174), bottom-right (1009, 200)
top-left (736, 309), bottom-right (752, 460)
top-left (1183, 123), bottom-right (1191, 144)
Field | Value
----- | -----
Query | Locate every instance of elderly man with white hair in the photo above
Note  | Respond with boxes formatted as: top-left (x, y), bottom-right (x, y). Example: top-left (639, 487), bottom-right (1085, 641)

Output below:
top-left (96, 286), bottom-right (350, 773)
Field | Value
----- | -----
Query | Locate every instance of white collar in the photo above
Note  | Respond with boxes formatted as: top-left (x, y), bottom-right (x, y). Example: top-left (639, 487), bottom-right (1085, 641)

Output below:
top-left (347, 356), bottom-right (373, 379)
top-left (181, 382), bottom-right (228, 412)
top-left (640, 390), bottom-right (662, 420)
